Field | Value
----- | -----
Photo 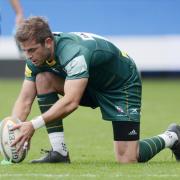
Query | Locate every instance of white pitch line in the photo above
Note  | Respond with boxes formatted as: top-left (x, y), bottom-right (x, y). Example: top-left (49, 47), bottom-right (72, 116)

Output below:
top-left (0, 174), bottom-right (70, 178)
top-left (0, 173), bottom-right (180, 178)
top-left (115, 174), bottom-right (180, 177)
top-left (0, 173), bottom-right (97, 177)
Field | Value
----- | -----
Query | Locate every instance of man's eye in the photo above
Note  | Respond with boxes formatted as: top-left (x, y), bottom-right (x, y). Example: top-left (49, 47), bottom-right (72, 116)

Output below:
top-left (28, 48), bottom-right (36, 53)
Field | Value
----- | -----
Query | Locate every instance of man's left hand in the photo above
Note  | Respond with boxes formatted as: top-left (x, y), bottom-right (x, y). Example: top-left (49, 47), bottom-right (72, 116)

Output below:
top-left (10, 121), bottom-right (35, 152)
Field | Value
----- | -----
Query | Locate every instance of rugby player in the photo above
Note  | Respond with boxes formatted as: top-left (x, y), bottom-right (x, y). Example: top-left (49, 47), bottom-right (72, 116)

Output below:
top-left (11, 16), bottom-right (180, 163)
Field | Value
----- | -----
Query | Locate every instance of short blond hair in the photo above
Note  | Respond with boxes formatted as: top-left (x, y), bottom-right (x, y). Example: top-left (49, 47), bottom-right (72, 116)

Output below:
top-left (15, 16), bottom-right (53, 44)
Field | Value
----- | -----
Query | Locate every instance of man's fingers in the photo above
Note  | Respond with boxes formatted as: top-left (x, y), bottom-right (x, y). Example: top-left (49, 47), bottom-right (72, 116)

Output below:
top-left (23, 141), bottom-right (28, 150)
top-left (8, 122), bottom-right (33, 152)
top-left (17, 136), bottom-right (27, 152)
top-left (23, 141), bottom-right (29, 156)
top-left (27, 140), bottom-right (31, 150)
top-left (10, 134), bottom-right (23, 147)
top-left (9, 124), bottom-right (21, 131)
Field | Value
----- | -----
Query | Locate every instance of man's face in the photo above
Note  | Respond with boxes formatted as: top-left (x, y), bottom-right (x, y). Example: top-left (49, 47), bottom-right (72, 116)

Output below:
top-left (20, 39), bottom-right (52, 66)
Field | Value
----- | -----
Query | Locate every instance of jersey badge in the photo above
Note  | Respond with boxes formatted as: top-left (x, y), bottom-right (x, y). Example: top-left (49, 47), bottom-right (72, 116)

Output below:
top-left (46, 59), bottom-right (56, 66)
top-left (25, 64), bottom-right (32, 78)
top-left (121, 51), bottom-right (129, 58)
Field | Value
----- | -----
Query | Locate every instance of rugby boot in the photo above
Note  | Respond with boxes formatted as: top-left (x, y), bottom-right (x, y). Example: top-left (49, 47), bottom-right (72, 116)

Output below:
top-left (31, 149), bottom-right (70, 163)
top-left (167, 123), bottom-right (180, 161)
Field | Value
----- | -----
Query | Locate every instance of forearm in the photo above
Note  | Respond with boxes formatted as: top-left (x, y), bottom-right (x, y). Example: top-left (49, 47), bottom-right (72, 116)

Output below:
top-left (12, 97), bottom-right (33, 121)
top-left (31, 78), bottom-right (88, 130)
top-left (43, 95), bottom-right (78, 123)
top-left (31, 96), bottom-right (78, 130)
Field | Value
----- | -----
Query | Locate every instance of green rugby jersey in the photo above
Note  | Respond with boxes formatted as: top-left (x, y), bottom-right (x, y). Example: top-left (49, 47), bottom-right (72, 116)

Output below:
top-left (25, 32), bottom-right (136, 89)
top-left (24, 32), bottom-right (141, 121)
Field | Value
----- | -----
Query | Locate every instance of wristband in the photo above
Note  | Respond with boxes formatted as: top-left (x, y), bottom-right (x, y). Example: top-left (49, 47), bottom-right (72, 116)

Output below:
top-left (31, 116), bottom-right (45, 130)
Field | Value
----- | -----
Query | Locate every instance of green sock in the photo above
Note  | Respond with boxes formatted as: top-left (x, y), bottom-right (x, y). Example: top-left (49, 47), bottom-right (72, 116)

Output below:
top-left (37, 92), bottom-right (63, 133)
top-left (138, 136), bottom-right (165, 162)
top-left (37, 92), bottom-right (68, 155)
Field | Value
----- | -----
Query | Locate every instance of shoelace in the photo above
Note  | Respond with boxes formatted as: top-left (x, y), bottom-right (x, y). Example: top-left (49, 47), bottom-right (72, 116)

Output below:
top-left (40, 149), bottom-right (51, 154)
top-left (40, 149), bottom-right (54, 160)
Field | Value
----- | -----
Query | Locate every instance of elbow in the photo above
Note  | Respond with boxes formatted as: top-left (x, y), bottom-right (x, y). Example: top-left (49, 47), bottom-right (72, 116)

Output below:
top-left (63, 95), bottom-right (80, 113)
top-left (69, 101), bottom-right (79, 112)
top-left (66, 99), bottom-right (79, 113)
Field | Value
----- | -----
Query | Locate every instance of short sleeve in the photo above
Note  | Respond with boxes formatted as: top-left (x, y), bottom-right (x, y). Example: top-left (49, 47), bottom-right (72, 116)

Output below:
top-left (65, 55), bottom-right (89, 80)
top-left (24, 62), bottom-right (37, 81)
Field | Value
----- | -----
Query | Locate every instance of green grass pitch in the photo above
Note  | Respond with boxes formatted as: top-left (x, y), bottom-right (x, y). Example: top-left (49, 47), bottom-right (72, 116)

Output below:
top-left (0, 78), bottom-right (180, 180)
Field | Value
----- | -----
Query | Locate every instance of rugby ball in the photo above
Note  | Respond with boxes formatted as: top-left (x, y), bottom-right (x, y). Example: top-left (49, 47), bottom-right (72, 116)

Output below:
top-left (0, 117), bottom-right (27, 163)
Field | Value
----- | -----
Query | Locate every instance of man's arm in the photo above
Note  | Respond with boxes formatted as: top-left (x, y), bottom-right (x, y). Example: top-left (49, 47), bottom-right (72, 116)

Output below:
top-left (10, 0), bottom-right (24, 25)
top-left (42, 78), bottom-right (88, 123)
top-left (11, 78), bottom-right (88, 149)
top-left (12, 79), bottom-right (37, 121)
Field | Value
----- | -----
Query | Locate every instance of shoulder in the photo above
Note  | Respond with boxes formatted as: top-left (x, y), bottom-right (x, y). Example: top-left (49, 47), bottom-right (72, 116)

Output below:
top-left (60, 44), bottom-right (82, 65)
top-left (54, 32), bottom-right (92, 66)
top-left (25, 60), bottom-right (38, 72)
top-left (55, 38), bottom-right (84, 66)
top-left (24, 60), bottom-right (40, 78)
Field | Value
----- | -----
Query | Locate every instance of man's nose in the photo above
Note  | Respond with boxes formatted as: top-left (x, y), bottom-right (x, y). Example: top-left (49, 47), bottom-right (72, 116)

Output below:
top-left (25, 51), bottom-right (32, 59)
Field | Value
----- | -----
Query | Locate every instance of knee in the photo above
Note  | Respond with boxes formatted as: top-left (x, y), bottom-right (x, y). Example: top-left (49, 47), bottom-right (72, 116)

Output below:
top-left (36, 72), bottom-right (55, 94)
top-left (114, 141), bottom-right (138, 164)
top-left (115, 152), bottom-right (137, 164)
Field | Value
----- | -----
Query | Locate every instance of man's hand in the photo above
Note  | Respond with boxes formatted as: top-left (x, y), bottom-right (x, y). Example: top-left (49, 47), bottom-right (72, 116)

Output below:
top-left (10, 121), bottom-right (35, 152)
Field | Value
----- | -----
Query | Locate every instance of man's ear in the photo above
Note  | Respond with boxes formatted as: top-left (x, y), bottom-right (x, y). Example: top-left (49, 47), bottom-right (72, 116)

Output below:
top-left (45, 38), bottom-right (53, 48)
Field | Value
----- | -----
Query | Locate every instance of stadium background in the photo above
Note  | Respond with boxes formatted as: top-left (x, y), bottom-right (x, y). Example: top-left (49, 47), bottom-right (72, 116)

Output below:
top-left (0, 0), bottom-right (180, 77)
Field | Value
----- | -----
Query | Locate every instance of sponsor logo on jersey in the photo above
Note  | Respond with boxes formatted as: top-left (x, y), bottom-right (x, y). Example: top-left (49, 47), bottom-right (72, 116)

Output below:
top-left (129, 108), bottom-right (138, 115)
top-left (25, 64), bottom-right (32, 77)
top-left (72, 32), bottom-right (109, 41)
top-left (51, 68), bottom-right (60, 73)
top-left (121, 51), bottom-right (129, 58)
top-left (116, 106), bottom-right (124, 113)
top-left (115, 106), bottom-right (128, 117)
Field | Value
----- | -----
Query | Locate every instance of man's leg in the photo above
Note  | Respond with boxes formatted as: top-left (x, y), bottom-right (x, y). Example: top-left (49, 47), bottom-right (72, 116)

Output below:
top-left (139, 123), bottom-right (180, 162)
top-left (112, 121), bottom-right (180, 163)
top-left (114, 141), bottom-right (138, 163)
top-left (31, 72), bottom-right (70, 163)
top-left (112, 121), bottom-right (139, 163)
top-left (114, 138), bottom-right (166, 163)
